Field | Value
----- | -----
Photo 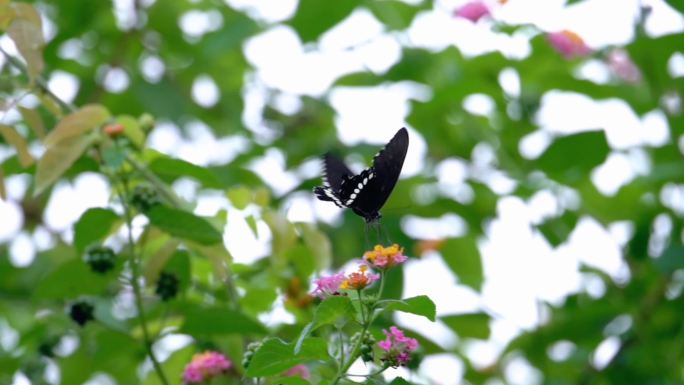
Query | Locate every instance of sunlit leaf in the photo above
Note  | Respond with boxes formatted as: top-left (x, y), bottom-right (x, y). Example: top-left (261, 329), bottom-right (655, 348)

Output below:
top-left (19, 106), bottom-right (46, 139)
top-left (289, 0), bottom-right (358, 42)
top-left (0, 167), bottom-right (5, 200)
top-left (537, 130), bottom-right (609, 183)
top-left (143, 238), bottom-right (181, 283)
top-left (146, 205), bottom-right (223, 245)
top-left (116, 114), bottom-right (145, 148)
top-left (246, 338), bottom-right (329, 377)
top-left (43, 104), bottom-right (110, 147)
top-left (227, 185), bottom-right (251, 209)
top-left (0, 124), bottom-right (33, 167)
top-left (34, 134), bottom-right (93, 195)
top-left (7, 3), bottom-right (44, 79)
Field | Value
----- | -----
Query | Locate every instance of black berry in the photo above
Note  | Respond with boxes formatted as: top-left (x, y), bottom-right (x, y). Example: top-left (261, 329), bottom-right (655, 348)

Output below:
top-left (84, 245), bottom-right (116, 274)
top-left (155, 272), bottom-right (179, 301)
top-left (69, 301), bottom-right (95, 326)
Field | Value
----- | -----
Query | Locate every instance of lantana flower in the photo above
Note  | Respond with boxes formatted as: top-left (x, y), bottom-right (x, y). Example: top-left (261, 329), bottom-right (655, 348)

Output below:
top-left (282, 364), bottom-right (311, 379)
top-left (547, 30), bottom-right (591, 59)
top-left (454, 1), bottom-right (490, 22)
top-left (311, 272), bottom-right (346, 299)
top-left (607, 48), bottom-right (641, 84)
top-left (340, 265), bottom-right (380, 291)
top-left (182, 351), bottom-right (232, 384)
top-left (363, 244), bottom-right (408, 270)
top-left (378, 326), bottom-right (419, 367)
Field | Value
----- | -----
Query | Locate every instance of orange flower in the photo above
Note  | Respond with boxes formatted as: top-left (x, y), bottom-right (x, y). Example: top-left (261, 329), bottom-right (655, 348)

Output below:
top-left (340, 265), bottom-right (380, 290)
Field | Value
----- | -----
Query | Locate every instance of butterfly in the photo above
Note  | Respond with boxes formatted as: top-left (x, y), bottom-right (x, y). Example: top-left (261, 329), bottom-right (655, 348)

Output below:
top-left (314, 127), bottom-right (409, 223)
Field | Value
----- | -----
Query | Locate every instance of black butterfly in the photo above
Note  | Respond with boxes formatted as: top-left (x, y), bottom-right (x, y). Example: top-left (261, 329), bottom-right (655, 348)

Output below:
top-left (314, 127), bottom-right (409, 223)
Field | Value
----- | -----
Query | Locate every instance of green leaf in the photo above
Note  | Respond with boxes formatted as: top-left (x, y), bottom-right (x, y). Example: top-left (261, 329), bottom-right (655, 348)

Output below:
top-left (664, 0), bottom-right (684, 14)
top-left (35, 134), bottom-right (94, 195)
top-left (367, 1), bottom-right (426, 31)
top-left (148, 156), bottom-right (222, 188)
top-left (35, 259), bottom-right (110, 299)
top-left (116, 114), bottom-right (145, 147)
top-left (312, 296), bottom-right (355, 327)
top-left (73, 208), bottom-right (120, 253)
top-left (180, 306), bottom-right (267, 335)
top-left (18, 106), bottom-right (46, 139)
top-left (246, 338), bottom-right (329, 377)
top-left (43, 104), bottom-right (110, 146)
top-left (227, 185), bottom-right (252, 209)
top-left (289, 0), bottom-right (358, 42)
top-left (385, 295), bottom-right (437, 322)
top-left (389, 378), bottom-right (415, 385)
top-left (442, 312), bottom-right (491, 339)
top-left (6, 4), bottom-right (44, 80)
top-left (146, 205), bottom-right (223, 245)
top-left (441, 237), bottom-right (483, 291)
top-left (537, 130), bottom-right (609, 183)
top-left (0, 124), bottom-right (34, 167)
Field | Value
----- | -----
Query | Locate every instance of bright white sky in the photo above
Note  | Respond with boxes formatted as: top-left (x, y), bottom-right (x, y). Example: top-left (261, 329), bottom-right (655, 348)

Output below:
top-left (2, 0), bottom-right (684, 384)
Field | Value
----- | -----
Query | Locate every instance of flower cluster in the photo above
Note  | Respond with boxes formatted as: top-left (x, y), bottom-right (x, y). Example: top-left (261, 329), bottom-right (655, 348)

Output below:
top-left (378, 326), bottom-right (419, 367)
top-left (182, 351), bottom-right (232, 384)
top-left (312, 245), bottom-right (409, 298)
top-left (363, 244), bottom-right (407, 270)
top-left (340, 265), bottom-right (380, 291)
top-left (547, 30), bottom-right (591, 59)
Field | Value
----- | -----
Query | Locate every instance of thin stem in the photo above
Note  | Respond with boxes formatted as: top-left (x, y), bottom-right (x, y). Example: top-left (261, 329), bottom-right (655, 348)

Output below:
top-left (117, 172), bottom-right (170, 385)
top-left (332, 273), bottom-right (387, 385)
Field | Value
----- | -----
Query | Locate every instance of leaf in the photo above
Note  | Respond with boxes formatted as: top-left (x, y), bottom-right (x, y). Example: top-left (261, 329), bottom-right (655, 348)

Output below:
top-left (73, 208), bottom-right (120, 253)
top-left (116, 114), bottom-right (145, 148)
top-left (246, 338), bottom-right (329, 377)
top-left (7, 4), bottom-right (44, 80)
top-left (664, 0), bottom-right (684, 14)
top-left (143, 239), bottom-right (181, 283)
top-left (275, 377), bottom-right (311, 385)
top-left (441, 237), bottom-right (483, 291)
top-left (146, 205), bottom-right (223, 245)
top-left (289, 0), bottom-right (358, 42)
top-left (148, 156), bottom-right (222, 188)
top-left (537, 130), bottom-right (609, 183)
top-left (227, 186), bottom-right (251, 209)
top-left (43, 104), bottom-right (110, 147)
top-left (295, 296), bottom-right (355, 353)
top-left (0, 124), bottom-right (33, 167)
top-left (19, 106), bottom-right (46, 139)
top-left (442, 312), bottom-right (491, 339)
top-left (389, 378), bottom-right (415, 385)
top-left (35, 259), bottom-right (111, 299)
top-left (384, 295), bottom-right (437, 322)
top-left (180, 306), bottom-right (266, 335)
top-left (34, 134), bottom-right (93, 195)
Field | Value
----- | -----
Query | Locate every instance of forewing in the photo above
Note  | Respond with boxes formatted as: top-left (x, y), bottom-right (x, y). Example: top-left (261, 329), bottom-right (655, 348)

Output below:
top-left (344, 128), bottom-right (409, 215)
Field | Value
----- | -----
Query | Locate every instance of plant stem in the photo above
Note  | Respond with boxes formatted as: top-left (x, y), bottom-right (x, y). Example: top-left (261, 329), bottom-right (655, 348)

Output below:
top-left (117, 172), bottom-right (170, 385)
top-left (332, 272), bottom-right (387, 385)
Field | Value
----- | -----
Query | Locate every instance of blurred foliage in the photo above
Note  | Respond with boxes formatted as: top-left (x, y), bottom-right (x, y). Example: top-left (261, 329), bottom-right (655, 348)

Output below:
top-left (1, 0), bottom-right (684, 384)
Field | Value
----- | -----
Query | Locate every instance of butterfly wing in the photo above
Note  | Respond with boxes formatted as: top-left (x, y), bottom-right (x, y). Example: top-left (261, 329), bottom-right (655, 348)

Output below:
top-left (313, 153), bottom-right (353, 208)
top-left (341, 128), bottom-right (409, 221)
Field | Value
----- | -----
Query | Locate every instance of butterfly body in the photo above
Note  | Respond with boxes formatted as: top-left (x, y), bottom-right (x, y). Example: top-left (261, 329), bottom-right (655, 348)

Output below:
top-left (314, 128), bottom-right (409, 223)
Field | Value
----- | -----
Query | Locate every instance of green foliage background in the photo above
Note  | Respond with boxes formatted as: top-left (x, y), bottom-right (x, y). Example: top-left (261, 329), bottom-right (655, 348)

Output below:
top-left (1, 0), bottom-right (684, 384)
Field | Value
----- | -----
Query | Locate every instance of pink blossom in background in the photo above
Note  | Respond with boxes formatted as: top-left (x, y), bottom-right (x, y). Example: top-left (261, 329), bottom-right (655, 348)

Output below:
top-left (547, 30), bottom-right (592, 59)
top-left (311, 272), bottom-right (346, 298)
top-left (182, 351), bottom-right (232, 384)
top-left (454, 1), bottom-right (491, 22)
top-left (378, 326), bottom-right (419, 367)
top-left (282, 364), bottom-right (312, 380)
top-left (608, 48), bottom-right (642, 83)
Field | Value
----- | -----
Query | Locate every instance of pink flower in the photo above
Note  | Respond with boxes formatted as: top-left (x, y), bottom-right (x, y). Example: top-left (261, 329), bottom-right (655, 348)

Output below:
top-left (311, 272), bottom-right (346, 299)
top-left (182, 351), bottom-right (232, 384)
top-left (282, 364), bottom-right (311, 380)
top-left (363, 244), bottom-right (408, 270)
top-left (454, 1), bottom-right (491, 22)
top-left (547, 30), bottom-right (591, 59)
top-left (340, 265), bottom-right (380, 291)
top-left (378, 326), bottom-right (419, 367)
top-left (607, 48), bottom-right (641, 84)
